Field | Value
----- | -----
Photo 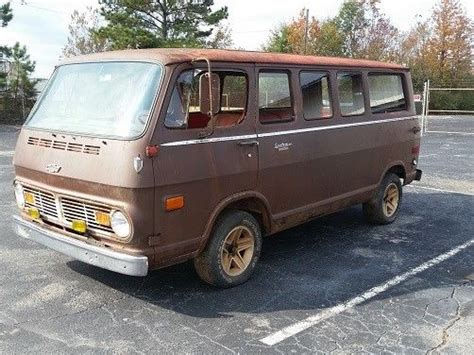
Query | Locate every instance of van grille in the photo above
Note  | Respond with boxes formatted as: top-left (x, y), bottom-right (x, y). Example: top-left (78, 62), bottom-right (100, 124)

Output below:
top-left (52, 140), bottom-right (67, 150)
top-left (23, 186), bottom-right (59, 220)
top-left (27, 136), bottom-right (100, 155)
top-left (60, 197), bottom-right (113, 233)
top-left (22, 185), bottom-right (114, 236)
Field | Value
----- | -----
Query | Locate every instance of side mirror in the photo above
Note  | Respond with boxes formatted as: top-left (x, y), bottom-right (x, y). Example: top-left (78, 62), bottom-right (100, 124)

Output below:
top-left (199, 72), bottom-right (220, 116)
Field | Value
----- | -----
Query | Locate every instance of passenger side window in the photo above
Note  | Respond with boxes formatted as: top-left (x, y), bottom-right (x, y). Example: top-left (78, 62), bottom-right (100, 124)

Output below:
top-left (221, 75), bottom-right (247, 112)
top-left (259, 72), bottom-right (294, 123)
top-left (368, 74), bottom-right (407, 113)
top-left (337, 72), bottom-right (365, 116)
top-left (165, 70), bottom-right (248, 129)
top-left (300, 71), bottom-right (332, 120)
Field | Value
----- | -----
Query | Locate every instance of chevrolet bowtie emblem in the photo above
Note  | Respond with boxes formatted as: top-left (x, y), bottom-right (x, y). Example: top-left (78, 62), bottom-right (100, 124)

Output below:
top-left (46, 163), bottom-right (62, 174)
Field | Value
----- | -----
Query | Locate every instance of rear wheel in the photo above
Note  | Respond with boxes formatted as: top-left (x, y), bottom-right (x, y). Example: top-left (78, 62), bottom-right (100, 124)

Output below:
top-left (194, 210), bottom-right (262, 288)
top-left (363, 173), bottom-right (402, 224)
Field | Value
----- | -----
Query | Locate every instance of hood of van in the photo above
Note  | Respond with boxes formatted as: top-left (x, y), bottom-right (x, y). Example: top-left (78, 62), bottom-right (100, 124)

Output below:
top-left (14, 127), bottom-right (155, 189)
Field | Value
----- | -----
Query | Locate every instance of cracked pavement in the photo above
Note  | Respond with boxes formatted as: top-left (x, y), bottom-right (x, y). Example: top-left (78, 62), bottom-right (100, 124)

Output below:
top-left (0, 118), bottom-right (473, 353)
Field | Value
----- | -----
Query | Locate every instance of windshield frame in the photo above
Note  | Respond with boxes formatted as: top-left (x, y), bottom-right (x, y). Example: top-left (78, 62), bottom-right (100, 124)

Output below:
top-left (25, 59), bottom-right (165, 141)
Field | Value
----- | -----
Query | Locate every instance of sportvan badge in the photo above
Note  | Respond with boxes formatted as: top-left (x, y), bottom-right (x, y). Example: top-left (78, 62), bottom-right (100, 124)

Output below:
top-left (46, 163), bottom-right (62, 174)
top-left (274, 142), bottom-right (293, 151)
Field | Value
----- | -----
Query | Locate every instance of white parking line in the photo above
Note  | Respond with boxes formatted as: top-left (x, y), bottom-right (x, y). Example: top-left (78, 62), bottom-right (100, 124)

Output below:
top-left (426, 130), bottom-right (474, 136)
top-left (405, 184), bottom-right (474, 196)
top-left (260, 238), bottom-right (474, 346)
top-left (0, 151), bottom-right (14, 157)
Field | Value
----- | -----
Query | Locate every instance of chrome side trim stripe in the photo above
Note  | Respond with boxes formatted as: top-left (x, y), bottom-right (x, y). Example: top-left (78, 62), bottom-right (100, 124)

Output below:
top-left (259, 116), bottom-right (417, 138)
top-left (161, 134), bottom-right (258, 147)
top-left (160, 116), bottom-right (417, 147)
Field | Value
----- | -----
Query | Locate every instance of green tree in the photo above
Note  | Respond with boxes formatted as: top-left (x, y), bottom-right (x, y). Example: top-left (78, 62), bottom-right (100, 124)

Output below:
top-left (96, 0), bottom-right (229, 49)
top-left (63, 7), bottom-right (110, 57)
top-left (334, 0), bottom-right (399, 60)
top-left (262, 24), bottom-right (292, 53)
top-left (316, 20), bottom-right (345, 57)
top-left (0, 2), bottom-right (13, 98)
top-left (0, 1), bottom-right (12, 27)
top-left (9, 43), bottom-right (37, 102)
top-left (334, 0), bottom-right (366, 57)
top-left (0, 46), bottom-right (10, 92)
top-left (262, 3), bottom-right (397, 60)
top-left (0, 42), bottom-right (37, 122)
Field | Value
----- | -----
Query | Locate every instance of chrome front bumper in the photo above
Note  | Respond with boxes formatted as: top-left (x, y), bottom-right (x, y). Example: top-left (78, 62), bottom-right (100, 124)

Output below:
top-left (13, 215), bottom-right (148, 276)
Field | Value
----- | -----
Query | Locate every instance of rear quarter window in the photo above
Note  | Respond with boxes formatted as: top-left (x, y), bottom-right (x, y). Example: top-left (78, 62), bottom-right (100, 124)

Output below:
top-left (368, 74), bottom-right (407, 114)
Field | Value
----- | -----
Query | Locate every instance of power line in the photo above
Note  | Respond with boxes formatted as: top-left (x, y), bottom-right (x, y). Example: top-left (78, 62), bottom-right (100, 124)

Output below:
top-left (11, 0), bottom-right (68, 15)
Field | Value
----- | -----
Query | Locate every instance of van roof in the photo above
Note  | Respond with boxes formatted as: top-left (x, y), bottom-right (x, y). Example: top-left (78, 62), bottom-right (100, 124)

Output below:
top-left (61, 48), bottom-right (406, 70)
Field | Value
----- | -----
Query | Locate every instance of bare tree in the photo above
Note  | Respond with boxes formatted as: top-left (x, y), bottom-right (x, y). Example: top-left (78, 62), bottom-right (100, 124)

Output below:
top-left (63, 7), bottom-right (110, 57)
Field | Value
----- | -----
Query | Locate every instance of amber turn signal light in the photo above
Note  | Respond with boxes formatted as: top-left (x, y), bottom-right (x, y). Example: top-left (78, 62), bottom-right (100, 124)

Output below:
top-left (71, 219), bottom-right (87, 233)
top-left (24, 192), bottom-right (35, 205)
top-left (165, 196), bottom-right (184, 211)
top-left (26, 207), bottom-right (40, 219)
top-left (95, 211), bottom-right (111, 226)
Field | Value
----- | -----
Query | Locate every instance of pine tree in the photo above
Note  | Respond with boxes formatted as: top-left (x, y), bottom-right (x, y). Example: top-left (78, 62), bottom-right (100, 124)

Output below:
top-left (96, 0), bottom-right (228, 49)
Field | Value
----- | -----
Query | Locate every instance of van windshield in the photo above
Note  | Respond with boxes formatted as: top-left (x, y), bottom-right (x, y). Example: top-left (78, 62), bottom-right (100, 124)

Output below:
top-left (26, 62), bottom-right (162, 139)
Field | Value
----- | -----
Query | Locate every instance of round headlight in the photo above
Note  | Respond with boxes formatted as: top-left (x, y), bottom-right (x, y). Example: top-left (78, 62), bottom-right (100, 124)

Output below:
top-left (13, 182), bottom-right (25, 209)
top-left (110, 211), bottom-right (131, 239)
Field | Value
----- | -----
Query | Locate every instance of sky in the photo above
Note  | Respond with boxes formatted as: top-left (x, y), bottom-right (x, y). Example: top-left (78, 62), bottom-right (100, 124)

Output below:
top-left (1, 0), bottom-right (473, 78)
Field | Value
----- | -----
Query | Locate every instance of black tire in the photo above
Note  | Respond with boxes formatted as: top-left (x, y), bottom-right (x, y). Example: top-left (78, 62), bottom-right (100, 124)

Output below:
top-left (363, 173), bottom-right (403, 225)
top-left (194, 210), bottom-right (262, 288)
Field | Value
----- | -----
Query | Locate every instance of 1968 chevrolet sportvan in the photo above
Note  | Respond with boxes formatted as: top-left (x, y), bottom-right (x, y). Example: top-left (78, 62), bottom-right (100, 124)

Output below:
top-left (12, 49), bottom-right (422, 287)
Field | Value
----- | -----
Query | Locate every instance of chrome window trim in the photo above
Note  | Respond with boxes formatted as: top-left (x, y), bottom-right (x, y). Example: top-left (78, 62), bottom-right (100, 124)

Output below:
top-left (160, 116), bottom-right (417, 147)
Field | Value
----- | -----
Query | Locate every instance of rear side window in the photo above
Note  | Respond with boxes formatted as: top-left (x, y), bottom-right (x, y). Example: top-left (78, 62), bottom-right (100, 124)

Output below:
top-left (300, 71), bottom-right (332, 120)
top-left (369, 74), bottom-right (407, 113)
top-left (337, 72), bottom-right (365, 116)
top-left (259, 72), bottom-right (294, 123)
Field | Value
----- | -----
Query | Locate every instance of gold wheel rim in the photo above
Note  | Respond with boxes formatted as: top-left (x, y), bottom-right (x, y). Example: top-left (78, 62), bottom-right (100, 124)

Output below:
top-left (221, 226), bottom-right (255, 277)
top-left (383, 183), bottom-right (400, 218)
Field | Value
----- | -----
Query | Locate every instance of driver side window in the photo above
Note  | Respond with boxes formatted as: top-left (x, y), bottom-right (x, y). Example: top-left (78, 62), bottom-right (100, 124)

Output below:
top-left (164, 70), bottom-right (248, 129)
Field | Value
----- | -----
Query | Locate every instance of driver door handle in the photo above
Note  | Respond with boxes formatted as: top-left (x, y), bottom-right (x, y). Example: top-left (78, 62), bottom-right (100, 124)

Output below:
top-left (412, 126), bottom-right (421, 134)
top-left (238, 140), bottom-right (259, 146)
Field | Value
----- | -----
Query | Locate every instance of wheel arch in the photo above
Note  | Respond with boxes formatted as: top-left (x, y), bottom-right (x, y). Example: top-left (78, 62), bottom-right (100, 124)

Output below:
top-left (380, 161), bottom-right (407, 185)
top-left (198, 191), bottom-right (272, 252)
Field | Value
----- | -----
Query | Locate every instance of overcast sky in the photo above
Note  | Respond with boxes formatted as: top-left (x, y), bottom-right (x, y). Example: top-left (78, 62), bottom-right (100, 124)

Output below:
top-left (1, 0), bottom-right (473, 78)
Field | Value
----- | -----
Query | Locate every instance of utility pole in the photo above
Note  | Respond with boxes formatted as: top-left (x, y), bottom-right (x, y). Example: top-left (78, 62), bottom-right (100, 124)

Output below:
top-left (20, 83), bottom-right (26, 121)
top-left (303, 8), bottom-right (309, 55)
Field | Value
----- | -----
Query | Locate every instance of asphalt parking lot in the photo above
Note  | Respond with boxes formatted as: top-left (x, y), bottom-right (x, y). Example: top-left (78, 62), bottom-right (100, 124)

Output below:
top-left (0, 117), bottom-right (473, 354)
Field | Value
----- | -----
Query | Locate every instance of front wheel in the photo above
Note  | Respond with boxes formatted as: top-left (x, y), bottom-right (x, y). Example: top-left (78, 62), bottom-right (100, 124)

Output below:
top-left (194, 210), bottom-right (262, 288)
top-left (363, 173), bottom-right (403, 224)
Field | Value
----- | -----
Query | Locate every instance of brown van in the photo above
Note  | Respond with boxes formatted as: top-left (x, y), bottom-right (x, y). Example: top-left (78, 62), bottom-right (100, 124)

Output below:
top-left (12, 49), bottom-right (422, 287)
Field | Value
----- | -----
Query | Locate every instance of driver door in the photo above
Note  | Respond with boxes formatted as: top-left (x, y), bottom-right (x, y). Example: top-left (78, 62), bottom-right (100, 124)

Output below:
top-left (151, 63), bottom-right (258, 259)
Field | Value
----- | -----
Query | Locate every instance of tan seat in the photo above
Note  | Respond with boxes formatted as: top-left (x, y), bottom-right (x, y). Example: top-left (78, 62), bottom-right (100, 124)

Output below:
top-left (215, 112), bottom-right (244, 127)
